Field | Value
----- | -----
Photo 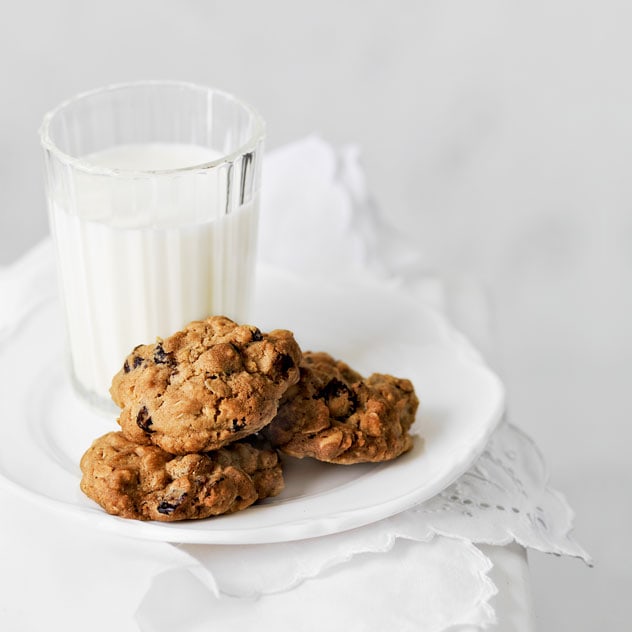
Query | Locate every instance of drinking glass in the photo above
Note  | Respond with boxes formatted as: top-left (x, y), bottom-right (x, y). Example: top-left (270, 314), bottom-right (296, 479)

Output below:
top-left (39, 81), bottom-right (265, 412)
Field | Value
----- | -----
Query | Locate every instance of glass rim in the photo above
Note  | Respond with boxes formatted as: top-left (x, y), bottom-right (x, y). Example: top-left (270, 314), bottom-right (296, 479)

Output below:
top-left (39, 80), bottom-right (266, 177)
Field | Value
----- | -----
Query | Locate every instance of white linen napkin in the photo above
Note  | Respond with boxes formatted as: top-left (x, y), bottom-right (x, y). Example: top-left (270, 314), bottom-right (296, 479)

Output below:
top-left (258, 135), bottom-right (424, 281)
top-left (136, 538), bottom-right (496, 632)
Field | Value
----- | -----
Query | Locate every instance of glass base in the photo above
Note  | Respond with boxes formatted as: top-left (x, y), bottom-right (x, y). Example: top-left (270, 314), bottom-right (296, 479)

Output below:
top-left (69, 370), bottom-right (119, 418)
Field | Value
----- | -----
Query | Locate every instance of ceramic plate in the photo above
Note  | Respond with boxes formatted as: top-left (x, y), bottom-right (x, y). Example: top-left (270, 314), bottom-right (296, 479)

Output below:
top-left (0, 265), bottom-right (504, 543)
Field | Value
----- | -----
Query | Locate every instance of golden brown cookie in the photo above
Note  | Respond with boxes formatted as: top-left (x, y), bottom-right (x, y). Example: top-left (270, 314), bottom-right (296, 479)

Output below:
top-left (262, 351), bottom-right (419, 464)
top-left (110, 316), bottom-right (302, 454)
top-left (80, 431), bottom-right (284, 522)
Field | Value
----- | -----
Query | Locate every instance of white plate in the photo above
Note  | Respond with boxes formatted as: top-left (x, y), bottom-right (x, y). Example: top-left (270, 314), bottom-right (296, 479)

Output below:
top-left (0, 265), bottom-right (504, 544)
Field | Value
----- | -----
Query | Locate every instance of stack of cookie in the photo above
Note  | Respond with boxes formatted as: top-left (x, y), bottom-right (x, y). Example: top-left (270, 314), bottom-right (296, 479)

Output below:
top-left (80, 316), bottom-right (419, 522)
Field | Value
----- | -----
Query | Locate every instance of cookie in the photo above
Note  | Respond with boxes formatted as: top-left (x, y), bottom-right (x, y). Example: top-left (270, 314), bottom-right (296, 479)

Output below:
top-left (80, 431), bottom-right (284, 522)
top-left (262, 351), bottom-right (419, 464)
top-left (110, 316), bottom-right (302, 454)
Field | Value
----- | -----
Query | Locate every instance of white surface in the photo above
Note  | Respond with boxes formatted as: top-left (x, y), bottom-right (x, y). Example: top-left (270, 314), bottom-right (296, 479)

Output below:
top-left (2, 2), bottom-right (626, 627)
top-left (0, 263), bottom-right (504, 544)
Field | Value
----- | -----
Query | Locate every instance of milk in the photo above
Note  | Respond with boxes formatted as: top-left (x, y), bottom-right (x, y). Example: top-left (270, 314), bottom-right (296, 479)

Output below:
top-left (48, 144), bottom-right (259, 403)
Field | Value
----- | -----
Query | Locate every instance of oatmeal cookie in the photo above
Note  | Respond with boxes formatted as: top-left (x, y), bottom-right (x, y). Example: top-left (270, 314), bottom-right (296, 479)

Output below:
top-left (110, 316), bottom-right (302, 454)
top-left (80, 431), bottom-right (284, 522)
top-left (262, 351), bottom-right (419, 464)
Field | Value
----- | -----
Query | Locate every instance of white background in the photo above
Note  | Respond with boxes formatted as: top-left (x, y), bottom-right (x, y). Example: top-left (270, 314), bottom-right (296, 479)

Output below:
top-left (1, 1), bottom-right (629, 629)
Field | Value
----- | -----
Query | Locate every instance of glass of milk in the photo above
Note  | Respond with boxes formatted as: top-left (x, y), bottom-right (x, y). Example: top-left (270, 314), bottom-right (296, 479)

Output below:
top-left (39, 81), bottom-right (265, 412)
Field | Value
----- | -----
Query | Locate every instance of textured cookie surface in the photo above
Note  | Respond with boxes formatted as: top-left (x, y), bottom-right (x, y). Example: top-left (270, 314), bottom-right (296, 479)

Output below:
top-left (263, 351), bottom-right (419, 464)
top-left (110, 316), bottom-right (302, 454)
top-left (80, 431), bottom-right (284, 521)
